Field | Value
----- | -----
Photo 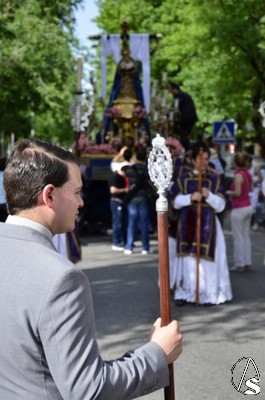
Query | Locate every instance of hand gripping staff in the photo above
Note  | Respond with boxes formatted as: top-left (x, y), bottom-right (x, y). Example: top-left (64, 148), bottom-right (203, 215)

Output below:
top-left (148, 134), bottom-right (175, 400)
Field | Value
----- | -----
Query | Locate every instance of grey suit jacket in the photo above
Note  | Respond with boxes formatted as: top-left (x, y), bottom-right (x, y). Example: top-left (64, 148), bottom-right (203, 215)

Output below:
top-left (0, 222), bottom-right (168, 399)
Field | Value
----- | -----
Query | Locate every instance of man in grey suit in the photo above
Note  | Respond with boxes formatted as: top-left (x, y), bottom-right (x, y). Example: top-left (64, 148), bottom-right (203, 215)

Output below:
top-left (0, 138), bottom-right (182, 399)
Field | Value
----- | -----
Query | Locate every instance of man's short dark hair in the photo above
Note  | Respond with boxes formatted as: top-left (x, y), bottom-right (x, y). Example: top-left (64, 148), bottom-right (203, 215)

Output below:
top-left (136, 146), bottom-right (147, 162)
top-left (170, 83), bottom-right (180, 91)
top-left (4, 138), bottom-right (79, 215)
top-left (123, 148), bottom-right (132, 162)
top-left (191, 141), bottom-right (210, 160)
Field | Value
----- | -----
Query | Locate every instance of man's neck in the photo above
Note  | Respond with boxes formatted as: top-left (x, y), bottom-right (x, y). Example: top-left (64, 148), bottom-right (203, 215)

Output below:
top-left (6, 215), bottom-right (53, 240)
top-left (17, 209), bottom-right (53, 234)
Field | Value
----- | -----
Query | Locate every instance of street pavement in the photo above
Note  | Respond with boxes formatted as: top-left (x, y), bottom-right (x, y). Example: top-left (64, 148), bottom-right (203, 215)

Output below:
top-left (77, 218), bottom-right (265, 400)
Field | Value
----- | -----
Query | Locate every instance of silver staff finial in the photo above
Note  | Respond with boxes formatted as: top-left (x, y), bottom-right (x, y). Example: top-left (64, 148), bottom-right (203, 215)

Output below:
top-left (148, 134), bottom-right (173, 212)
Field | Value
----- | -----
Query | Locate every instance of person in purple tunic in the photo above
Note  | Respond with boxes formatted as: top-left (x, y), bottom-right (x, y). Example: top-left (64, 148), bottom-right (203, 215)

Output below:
top-left (172, 142), bottom-right (232, 306)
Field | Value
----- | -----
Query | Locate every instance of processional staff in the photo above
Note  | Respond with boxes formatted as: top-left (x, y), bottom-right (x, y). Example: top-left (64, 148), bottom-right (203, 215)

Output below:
top-left (195, 148), bottom-right (204, 306)
top-left (148, 134), bottom-right (175, 400)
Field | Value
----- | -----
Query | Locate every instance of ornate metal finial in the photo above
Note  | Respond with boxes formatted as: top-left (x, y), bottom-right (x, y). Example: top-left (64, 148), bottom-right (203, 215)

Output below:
top-left (148, 134), bottom-right (173, 212)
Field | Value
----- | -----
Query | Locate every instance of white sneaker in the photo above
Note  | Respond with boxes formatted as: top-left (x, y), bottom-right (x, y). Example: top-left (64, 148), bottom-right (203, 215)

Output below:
top-left (124, 249), bottom-right (132, 255)
top-left (112, 245), bottom-right (124, 251)
top-left (141, 250), bottom-right (149, 255)
top-left (229, 266), bottom-right (245, 272)
top-left (252, 223), bottom-right (258, 230)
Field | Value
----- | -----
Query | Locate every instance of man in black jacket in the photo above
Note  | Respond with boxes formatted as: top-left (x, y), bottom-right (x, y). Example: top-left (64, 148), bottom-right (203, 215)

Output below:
top-left (124, 147), bottom-right (151, 255)
top-left (170, 83), bottom-right (198, 151)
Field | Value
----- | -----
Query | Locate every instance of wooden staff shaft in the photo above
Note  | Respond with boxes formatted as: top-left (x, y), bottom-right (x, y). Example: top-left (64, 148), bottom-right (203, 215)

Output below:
top-left (195, 201), bottom-right (201, 305)
top-left (195, 151), bottom-right (203, 305)
top-left (157, 212), bottom-right (175, 400)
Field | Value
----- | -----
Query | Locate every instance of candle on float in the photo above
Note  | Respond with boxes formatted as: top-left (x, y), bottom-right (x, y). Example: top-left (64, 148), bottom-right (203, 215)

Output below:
top-left (10, 133), bottom-right (15, 147)
top-left (76, 56), bottom-right (84, 92)
top-left (101, 127), bottom-right (104, 144)
top-left (154, 111), bottom-right (159, 121)
top-left (162, 72), bottom-right (167, 82)
top-left (89, 70), bottom-right (94, 83)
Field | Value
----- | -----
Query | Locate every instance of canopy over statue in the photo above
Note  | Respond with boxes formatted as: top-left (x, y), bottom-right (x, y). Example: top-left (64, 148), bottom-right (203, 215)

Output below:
top-left (99, 21), bottom-right (152, 147)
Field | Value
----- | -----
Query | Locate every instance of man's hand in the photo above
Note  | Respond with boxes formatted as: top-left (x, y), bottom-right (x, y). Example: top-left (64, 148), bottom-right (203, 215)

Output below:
top-left (191, 191), bottom-right (202, 202)
top-left (120, 146), bottom-right (128, 155)
top-left (202, 187), bottom-right (210, 198)
top-left (149, 318), bottom-right (182, 364)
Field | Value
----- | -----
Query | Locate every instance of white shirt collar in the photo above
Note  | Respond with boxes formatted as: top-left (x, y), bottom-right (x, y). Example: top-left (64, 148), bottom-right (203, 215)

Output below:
top-left (6, 215), bottom-right (53, 241)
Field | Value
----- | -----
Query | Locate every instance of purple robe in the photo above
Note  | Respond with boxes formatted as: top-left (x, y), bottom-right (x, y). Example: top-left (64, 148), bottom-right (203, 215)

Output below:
top-left (176, 170), bottom-right (224, 261)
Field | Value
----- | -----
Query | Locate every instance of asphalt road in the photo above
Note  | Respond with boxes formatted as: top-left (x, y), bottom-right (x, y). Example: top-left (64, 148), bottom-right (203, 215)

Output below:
top-left (78, 218), bottom-right (265, 400)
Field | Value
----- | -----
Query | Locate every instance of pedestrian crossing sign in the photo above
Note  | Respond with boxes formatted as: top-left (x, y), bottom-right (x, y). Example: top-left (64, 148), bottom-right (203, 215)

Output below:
top-left (213, 121), bottom-right (235, 144)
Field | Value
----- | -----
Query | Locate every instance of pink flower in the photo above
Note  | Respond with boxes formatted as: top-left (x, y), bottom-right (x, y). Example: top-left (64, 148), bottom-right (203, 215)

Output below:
top-left (83, 143), bottom-right (117, 154)
top-left (71, 133), bottom-right (90, 152)
top-left (133, 106), bottom-right (147, 119)
top-left (105, 105), bottom-right (122, 119)
top-left (72, 134), bottom-right (118, 155)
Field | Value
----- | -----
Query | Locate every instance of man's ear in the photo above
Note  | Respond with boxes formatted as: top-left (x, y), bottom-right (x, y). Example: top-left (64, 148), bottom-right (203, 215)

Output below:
top-left (41, 184), bottom-right (56, 207)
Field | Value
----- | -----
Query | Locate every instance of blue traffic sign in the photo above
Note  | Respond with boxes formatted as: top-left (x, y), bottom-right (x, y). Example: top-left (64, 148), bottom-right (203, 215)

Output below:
top-left (213, 121), bottom-right (235, 144)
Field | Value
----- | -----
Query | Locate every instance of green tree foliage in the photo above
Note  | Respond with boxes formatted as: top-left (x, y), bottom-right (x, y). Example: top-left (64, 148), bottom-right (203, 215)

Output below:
top-left (95, 0), bottom-right (265, 145)
top-left (0, 0), bottom-right (83, 146)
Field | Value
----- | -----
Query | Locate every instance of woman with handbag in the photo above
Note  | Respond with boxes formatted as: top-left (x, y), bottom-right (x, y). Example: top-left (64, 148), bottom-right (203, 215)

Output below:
top-left (226, 152), bottom-right (253, 272)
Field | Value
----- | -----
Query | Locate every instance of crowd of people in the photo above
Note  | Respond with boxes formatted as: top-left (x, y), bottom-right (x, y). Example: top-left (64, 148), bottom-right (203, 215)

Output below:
top-left (107, 137), bottom-right (265, 307)
top-left (109, 145), bottom-right (155, 255)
